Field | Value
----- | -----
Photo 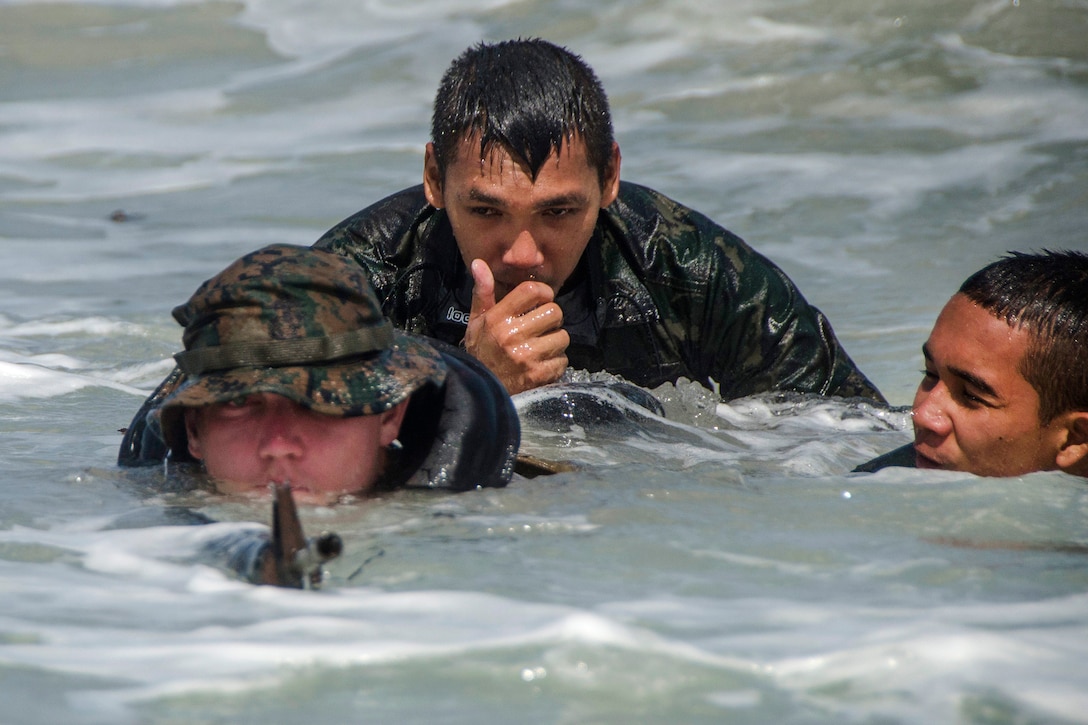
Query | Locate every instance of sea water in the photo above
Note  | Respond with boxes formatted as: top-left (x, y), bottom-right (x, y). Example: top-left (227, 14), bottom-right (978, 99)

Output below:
top-left (1, 0), bottom-right (1087, 722)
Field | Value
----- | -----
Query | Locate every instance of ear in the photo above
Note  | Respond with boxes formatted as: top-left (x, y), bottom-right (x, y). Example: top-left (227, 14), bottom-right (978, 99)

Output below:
top-left (600, 142), bottom-right (621, 207)
top-left (423, 142), bottom-right (444, 209)
top-left (379, 400), bottom-right (411, 447)
top-left (1055, 412), bottom-right (1088, 477)
top-left (184, 409), bottom-right (205, 461)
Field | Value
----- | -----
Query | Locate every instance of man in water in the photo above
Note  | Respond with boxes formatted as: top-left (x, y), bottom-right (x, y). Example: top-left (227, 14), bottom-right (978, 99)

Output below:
top-left (856, 250), bottom-right (1088, 478)
top-left (118, 243), bottom-right (520, 503)
top-left (315, 38), bottom-right (885, 404)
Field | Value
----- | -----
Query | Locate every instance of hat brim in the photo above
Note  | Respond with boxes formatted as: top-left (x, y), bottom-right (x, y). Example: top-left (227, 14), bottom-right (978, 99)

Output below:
top-left (157, 331), bottom-right (447, 455)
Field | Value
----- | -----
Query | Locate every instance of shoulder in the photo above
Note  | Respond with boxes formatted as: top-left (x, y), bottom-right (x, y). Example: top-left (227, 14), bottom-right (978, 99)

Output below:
top-left (392, 341), bottom-right (520, 491)
top-left (602, 182), bottom-right (761, 286)
top-left (608, 182), bottom-right (708, 238)
top-left (610, 183), bottom-right (742, 240)
top-left (852, 443), bottom-right (917, 473)
top-left (313, 185), bottom-right (431, 254)
top-left (118, 367), bottom-right (189, 467)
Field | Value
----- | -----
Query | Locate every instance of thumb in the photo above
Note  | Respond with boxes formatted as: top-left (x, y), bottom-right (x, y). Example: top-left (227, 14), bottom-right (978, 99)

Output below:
top-left (468, 259), bottom-right (496, 320)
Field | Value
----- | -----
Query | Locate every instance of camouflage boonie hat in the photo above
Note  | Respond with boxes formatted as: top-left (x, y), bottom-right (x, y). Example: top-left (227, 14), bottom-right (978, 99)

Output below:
top-left (157, 244), bottom-right (447, 450)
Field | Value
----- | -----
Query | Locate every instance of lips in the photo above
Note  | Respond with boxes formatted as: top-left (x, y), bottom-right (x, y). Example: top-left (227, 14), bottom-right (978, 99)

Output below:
top-left (261, 480), bottom-right (339, 505)
top-left (264, 478), bottom-right (311, 494)
top-left (913, 447), bottom-right (946, 469)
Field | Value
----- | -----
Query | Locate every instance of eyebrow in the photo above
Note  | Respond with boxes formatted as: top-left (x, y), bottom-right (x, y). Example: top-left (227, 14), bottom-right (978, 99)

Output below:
top-left (922, 343), bottom-right (1001, 400)
top-left (466, 188), bottom-right (591, 210)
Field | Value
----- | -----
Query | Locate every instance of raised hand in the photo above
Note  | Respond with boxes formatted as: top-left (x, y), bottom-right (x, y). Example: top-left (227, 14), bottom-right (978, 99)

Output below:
top-left (463, 259), bottom-right (569, 394)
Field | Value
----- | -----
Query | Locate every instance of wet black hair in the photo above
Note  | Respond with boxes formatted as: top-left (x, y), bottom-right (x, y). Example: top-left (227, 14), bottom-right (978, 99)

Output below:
top-left (430, 38), bottom-right (615, 187)
top-left (959, 249), bottom-right (1088, 423)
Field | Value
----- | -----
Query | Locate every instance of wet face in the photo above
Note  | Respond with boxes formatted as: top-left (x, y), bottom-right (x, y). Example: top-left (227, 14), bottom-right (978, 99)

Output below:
top-left (424, 135), bottom-right (620, 301)
top-left (185, 393), bottom-right (407, 505)
top-left (911, 293), bottom-right (1068, 477)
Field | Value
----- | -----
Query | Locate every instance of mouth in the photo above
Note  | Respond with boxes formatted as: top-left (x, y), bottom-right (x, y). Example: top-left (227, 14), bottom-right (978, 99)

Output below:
top-left (913, 447), bottom-right (946, 470)
top-left (267, 481), bottom-right (352, 506)
top-left (226, 480), bottom-right (315, 500)
top-left (266, 478), bottom-right (317, 496)
top-left (495, 270), bottom-right (549, 289)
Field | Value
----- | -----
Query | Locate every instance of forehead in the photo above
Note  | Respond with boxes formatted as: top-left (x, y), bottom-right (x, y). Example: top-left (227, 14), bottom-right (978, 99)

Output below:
top-left (927, 293), bottom-right (1035, 387)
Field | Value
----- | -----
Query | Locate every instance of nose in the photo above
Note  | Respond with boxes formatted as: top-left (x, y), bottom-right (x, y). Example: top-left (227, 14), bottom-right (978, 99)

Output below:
top-left (255, 399), bottom-right (306, 462)
top-left (912, 382), bottom-right (952, 438)
top-left (502, 229), bottom-right (545, 270)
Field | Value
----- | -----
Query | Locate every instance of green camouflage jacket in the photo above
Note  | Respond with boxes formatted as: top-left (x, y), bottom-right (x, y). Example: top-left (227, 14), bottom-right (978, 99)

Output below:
top-left (315, 182), bottom-right (885, 403)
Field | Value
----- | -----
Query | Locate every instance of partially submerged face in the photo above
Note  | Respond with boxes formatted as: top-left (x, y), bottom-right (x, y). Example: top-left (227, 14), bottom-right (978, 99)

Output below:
top-left (155, 244), bottom-right (450, 503)
top-left (424, 134), bottom-right (620, 301)
top-left (911, 293), bottom-right (1073, 477)
top-left (185, 392), bottom-right (408, 505)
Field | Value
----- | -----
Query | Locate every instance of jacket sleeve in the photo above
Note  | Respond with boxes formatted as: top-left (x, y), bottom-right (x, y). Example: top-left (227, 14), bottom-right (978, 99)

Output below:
top-left (312, 185), bottom-right (431, 295)
top-left (312, 187), bottom-right (468, 346)
top-left (608, 183), bottom-right (885, 404)
top-left (852, 443), bottom-right (916, 472)
top-left (698, 225), bottom-right (886, 403)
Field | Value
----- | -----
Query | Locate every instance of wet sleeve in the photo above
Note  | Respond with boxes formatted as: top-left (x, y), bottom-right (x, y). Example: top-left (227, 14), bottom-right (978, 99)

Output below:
top-left (699, 231), bottom-right (886, 404)
top-left (852, 443), bottom-right (916, 472)
top-left (117, 367), bottom-right (186, 466)
top-left (312, 185), bottom-right (431, 293)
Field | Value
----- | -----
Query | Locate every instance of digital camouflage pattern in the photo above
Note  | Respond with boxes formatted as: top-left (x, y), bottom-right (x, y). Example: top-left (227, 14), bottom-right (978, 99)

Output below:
top-left (314, 182), bottom-right (886, 404)
top-left (154, 244), bottom-right (448, 453)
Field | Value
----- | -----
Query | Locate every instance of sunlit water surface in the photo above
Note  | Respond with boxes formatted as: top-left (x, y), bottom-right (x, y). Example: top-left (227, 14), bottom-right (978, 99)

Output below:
top-left (1, 1), bottom-right (1087, 722)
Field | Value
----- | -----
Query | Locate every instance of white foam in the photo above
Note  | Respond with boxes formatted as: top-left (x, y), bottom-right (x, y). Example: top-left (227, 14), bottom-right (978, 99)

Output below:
top-left (0, 317), bottom-right (140, 339)
top-left (0, 359), bottom-right (150, 400)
